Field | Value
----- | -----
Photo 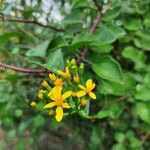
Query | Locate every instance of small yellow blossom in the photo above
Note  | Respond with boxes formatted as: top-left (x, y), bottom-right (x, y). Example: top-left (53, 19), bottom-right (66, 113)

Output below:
top-left (30, 101), bottom-right (37, 107)
top-left (73, 75), bottom-right (79, 83)
top-left (44, 87), bottom-right (72, 122)
top-left (38, 90), bottom-right (44, 99)
top-left (54, 78), bottom-right (63, 87)
top-left (57, 67), bottom-right (70, 79)
top-left (49, 73), bottom-right (57, 81)
top-left (81, 99), bottom-right (88, 106)
top-left (41, 80), bottom-right (49, 88)
top-left (76, 79), bottom-right (96, 99)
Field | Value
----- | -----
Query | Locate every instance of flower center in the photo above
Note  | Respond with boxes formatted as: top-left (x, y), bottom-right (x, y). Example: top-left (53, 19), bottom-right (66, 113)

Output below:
top-left (85, 87), bottom-right (91, 93)
top-left (56, 97), bottom-right (63, 106)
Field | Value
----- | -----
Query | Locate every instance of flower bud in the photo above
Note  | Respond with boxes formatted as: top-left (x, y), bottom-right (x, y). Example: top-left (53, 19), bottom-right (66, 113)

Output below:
top-left (49, 73), bottom-right (56, 81)
top-left (48, 110), bottom-right (54, 116)
top-left (81, 99), bottom-right (88, 106)
top-left (66, 60), bottom-right (71, 68)
top-left (71, 59), bottom-right (76, 65)
top-left (79, 63), bottom-right (84, 74)
top-left (30, 101), bottom-right (37, 107)
top-left (73, 75), bottom-right (80, 83)
top-left (71, 65), bottom-right (77, 74)
top-left (41, 80), bottom-right (49, 88)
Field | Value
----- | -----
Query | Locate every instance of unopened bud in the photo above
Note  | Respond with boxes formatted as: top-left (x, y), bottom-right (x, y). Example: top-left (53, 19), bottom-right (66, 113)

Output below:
top-left (41, 80), bottom-right (49, 88)
top-left (73, 75), bottom-right (80, 83)
top-left (79, 63), bottom-right (84, 74)
top-left (71, 65), bottom-right (77, 74)
top-left (48, 110), bottom-right (54, 115)
top-left (66, 60), bottom-right (71, 68)
top-left (81, 99), bottom-right (88, 107)
top-left (30, 101), bottom-right (37, 107)
top-left (71, 59), bottom-right (76, 65)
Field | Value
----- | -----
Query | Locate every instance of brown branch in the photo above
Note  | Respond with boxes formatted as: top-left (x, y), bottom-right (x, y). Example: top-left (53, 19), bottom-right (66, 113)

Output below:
top-left (0, 16), bottom-right (64, 32)
top-left (141, 132), bottom-right (150, 145)
top-left (0, 62), bottom-right (50, 74)
top-left (77, 2), bottom-right (103, 65)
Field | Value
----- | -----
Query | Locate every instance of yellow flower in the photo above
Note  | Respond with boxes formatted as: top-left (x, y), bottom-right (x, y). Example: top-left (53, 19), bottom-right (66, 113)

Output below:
top-left (44, 87), bottom-right (72, 122)
top-left (54, 78), bottom-right (63, 87)
top-left (73, 75), bottom-right (79, 83)
top-left (30, 101), bottom-right (37, 107)
top-left (76, 79), bottom-right (96, 99)
top-left (49, 73), bottom-right (56, 81)
top-left (38, 90), bottom-right (44, 99)
top-left (41, 80), bottom-right (49, 88)
top-left (57, 67), bottom-right (70, 79)
top-left (81, 99), bottom-right (88, 106)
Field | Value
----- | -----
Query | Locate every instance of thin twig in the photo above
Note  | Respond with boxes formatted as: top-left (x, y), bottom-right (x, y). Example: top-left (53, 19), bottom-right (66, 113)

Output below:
top-left (0, 16), bottom-right (64, 32)
top-left (77, 1), bottom-right (103, 65)
top-left (141, 132), bottom-right (150, 145)
top-left (0, 62), bottom-right (50, 74)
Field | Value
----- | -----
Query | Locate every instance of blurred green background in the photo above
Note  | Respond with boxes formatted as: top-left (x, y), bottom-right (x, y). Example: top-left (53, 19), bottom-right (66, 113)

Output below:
top-left (0, 0), bottom-right (150, 150)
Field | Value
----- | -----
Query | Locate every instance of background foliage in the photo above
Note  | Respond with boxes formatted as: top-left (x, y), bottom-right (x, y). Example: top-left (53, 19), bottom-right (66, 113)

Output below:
top-left (0, 0), bottom-right (150, 149)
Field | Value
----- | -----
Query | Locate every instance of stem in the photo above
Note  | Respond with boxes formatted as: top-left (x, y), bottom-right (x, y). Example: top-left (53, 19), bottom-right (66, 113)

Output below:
top-left (0, 62), bottom-right (50, 74)
top-left (0, 16), bottom-right (64, 32)
top-left (141, 132), bottom-right (150, 145)
top-left (77, 1), bottom-right (103, 65)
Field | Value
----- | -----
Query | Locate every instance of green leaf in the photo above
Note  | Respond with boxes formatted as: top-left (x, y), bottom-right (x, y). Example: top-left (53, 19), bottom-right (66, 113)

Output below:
top-left (124, 19), bottom-right (142, 31)
top-left (26, 40), bottom-right (50, 57)
top-left (98, 80), bottom-right (124, 96)
top-left (44, 49), bottom-right (65, 72)
top-left (134, 30), bottom-right (150, 51)
top-left (109, 103), bottom-right (124, 118)
top-left (96, 110), bottom-right (110, 119)
top-left (106, 23), bottom-right (126, 39)
top-left (94, 25), bottom-right (116, 44)
top-left (122, 46), bottom-right (146, 63)
top-left (0, 80), bottom-right (12, 102)
top-left (78, 110), bottom-right (91, 119)
top-left (96, 103), bottom-right (124, 119)
top-left (123, 73), bottom-right (136, 92)
top-left (0, 32), bottom-right (19, 47)
top-left (135, 84), bottom-right (150, 101)
top-left (33, 115), bottom-right (45, 127)
top-left (135, 102), bottom-right (150, 124)
top-left (92, 55), bottom-right (123, 84)
top-left (102, 7), bottom-right (121, 21)
top-left (69, 31), bottom-right (97, 50)
top-left (91, 44), bottom-right (113, 53)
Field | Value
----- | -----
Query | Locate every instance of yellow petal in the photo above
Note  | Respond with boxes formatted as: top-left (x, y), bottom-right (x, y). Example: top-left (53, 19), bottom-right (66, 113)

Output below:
top-left (55, 106), bottom-right (63, 122)
top-left (86, 79), bottom-right (92, 87)
top-left (54, 86), bottom-right (62, 99)
top-left (62, 91), bottom-right (72, 99)
top-left (62, 103), bottom-right (71, 108)
top-left (76, 90), bottom-right (86, 97)
top-left (89, 92), bottom-right (96, 99)
top-left (49, 87), bottom-right (61, 100)
top-left (90, 83), bottom-right (96, 90)
top-left (43, 102), bottom-right (56, 109)
top-left (79, 84), bottom-right (86, 90)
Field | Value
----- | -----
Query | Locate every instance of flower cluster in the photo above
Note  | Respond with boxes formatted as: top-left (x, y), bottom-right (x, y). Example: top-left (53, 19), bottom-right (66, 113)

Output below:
top-left (31, 59), bottom-right (96, 122)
